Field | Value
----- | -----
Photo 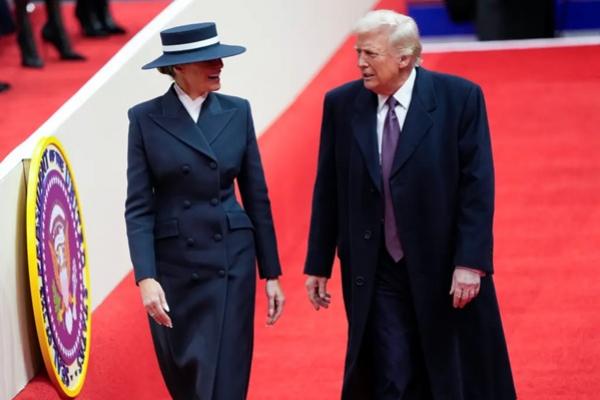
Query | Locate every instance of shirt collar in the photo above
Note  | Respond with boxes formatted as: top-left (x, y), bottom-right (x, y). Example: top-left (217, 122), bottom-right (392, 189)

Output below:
top-left (173, 82), bottom-right (207, 109)
top-left (377, 67), bottom-right (416, 112)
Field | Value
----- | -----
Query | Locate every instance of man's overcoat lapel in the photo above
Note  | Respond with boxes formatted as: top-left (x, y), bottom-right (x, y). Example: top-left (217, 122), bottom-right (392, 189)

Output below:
top-left (391, 68), bottom-right (437, 177)
top-left (352, 87), bottom-right (382, 193)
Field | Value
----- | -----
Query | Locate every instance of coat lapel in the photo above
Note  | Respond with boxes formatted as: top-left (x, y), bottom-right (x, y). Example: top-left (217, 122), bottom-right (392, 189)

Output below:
top-left (149, 86), bottom-right (218, 161)
top-left (352, 87), bottom-right (382, 193)
top-left (391, 68), bottom-right (436, 178)
top-left (196, 93), bottom-right (237, 144)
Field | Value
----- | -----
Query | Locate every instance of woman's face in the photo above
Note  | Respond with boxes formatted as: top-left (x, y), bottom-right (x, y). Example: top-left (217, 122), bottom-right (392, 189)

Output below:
top-left (174, 58), bottom-right (224, 98)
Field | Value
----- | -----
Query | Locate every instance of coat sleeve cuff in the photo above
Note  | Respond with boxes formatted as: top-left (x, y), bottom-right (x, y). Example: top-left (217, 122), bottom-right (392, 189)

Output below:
top-left (455, 265), bottom-right (486, 277)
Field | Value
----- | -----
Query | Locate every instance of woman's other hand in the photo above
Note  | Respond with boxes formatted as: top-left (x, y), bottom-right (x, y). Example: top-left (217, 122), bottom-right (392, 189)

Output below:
top-left (265, 278), bottom-right (285, 325)
top-left (139, 278), bottom-right (173, 328)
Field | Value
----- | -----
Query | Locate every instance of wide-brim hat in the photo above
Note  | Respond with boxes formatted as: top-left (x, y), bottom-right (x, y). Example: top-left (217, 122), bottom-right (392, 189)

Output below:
top-left (142, 22), bottom-right (246, 70)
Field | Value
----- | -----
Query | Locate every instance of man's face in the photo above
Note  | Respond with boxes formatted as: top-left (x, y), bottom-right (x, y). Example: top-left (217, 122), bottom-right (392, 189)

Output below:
top-left (175, 58), bottom-right (224, 97)
top-left (355, 29), bottom-right (405, 96)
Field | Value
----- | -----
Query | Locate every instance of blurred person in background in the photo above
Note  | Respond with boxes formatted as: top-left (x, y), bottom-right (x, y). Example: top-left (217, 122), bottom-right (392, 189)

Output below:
top-left (0, 0), bottom-right (13, 92)
top-left (446, 0), bottom-right (555, 40)
top-left (15, 0), bottom-right (85, 68)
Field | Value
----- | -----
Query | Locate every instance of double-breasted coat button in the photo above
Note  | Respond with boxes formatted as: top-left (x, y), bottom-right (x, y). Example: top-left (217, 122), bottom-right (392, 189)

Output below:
top-left (186, 237), bottom-right (194, 247)
top-left (370, 186), bottom-right (376, 193)
top-left (218, 269), bottom-right (226, 278)
top-left (213, 233), bottom-right (223, 242)
top-left (355, 276), bottom-right (365, 286)
top-left (183, 200), bottom-right (191, 209)
top-left (191, 272), bottom-right (199, 281)
top-left (210, 198), bottom-right (219, 206)
top-left (363, 230), bottom-right (372, 240)
top-left (181, 165), bottom-right (190, 174)
top-left (209, 161), bottom-right (218, 170)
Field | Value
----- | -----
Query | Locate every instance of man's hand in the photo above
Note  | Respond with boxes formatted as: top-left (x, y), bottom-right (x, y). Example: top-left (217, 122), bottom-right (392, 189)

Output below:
top-left (305, 275), bottom-right (331, 310)
top-left (139, 278), bottom-right (172, 328)
top-left (449, 267), bottom-right (482, 309)
top-left (266, 279), bottom-right (285, 325)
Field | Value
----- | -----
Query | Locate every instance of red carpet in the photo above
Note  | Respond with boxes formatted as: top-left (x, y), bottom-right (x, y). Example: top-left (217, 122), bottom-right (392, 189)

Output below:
top-left (425, 47), bottom-right (600, 399)
top-left (0, 1), bottom-right (168, 162)
top-left (10, 1), bottom-right (600, 399)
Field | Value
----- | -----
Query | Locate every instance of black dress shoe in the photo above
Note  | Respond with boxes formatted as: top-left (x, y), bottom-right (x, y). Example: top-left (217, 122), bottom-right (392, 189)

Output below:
top-left (101, 19), bottom-right (126, 35)
top-left (78, 19), bottom-right (109, 37)
top-left (76, 17), bottom-right (109, 37)
top-left (0, 82), bottom-right (10, 93)
top-left (21, 53), bottom-right (45, 68)
top-left (99, 12), bottom-right (126, 35)
top-left (42, 23), bottom-right (86, 61)
top-left (95, 0), bottom-right (126, 35)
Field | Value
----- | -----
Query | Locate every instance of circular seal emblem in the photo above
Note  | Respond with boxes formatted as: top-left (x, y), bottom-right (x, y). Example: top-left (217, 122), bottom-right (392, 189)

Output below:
top-left (26, 136), bottom-right (91, 397)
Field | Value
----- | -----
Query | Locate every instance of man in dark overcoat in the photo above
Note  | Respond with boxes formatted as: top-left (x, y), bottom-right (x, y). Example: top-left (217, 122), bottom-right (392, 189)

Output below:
top-left (304, 10), bottom-right (516, 400)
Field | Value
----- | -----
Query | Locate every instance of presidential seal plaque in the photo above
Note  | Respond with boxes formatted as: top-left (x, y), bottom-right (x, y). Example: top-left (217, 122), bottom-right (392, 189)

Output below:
top-left (26, 136), bottom-right (91, 397)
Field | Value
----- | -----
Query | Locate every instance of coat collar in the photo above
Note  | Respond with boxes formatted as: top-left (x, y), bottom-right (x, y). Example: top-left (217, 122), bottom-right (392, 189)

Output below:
top-left (148, 85), bottom-right (237, 160)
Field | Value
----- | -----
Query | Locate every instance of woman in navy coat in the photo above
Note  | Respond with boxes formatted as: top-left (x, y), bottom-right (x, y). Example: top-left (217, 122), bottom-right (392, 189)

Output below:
top-left (125, 23), bottom-right (285, 400)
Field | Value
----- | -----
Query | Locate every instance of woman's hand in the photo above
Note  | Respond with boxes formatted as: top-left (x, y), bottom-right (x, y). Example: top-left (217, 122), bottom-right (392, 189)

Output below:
top-left (139, 278), bottom-right (172, 328)
top-left (265, 278), bottom-right (285, 325)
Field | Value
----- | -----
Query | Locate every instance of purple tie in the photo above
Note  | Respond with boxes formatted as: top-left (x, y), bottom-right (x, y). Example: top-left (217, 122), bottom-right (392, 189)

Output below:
top-left (381, 96), bottom-right (404, 262)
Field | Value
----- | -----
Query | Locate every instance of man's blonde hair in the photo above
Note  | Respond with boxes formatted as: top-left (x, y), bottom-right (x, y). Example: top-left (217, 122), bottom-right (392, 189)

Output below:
top-left (354, 10), bottom-right (422, 66)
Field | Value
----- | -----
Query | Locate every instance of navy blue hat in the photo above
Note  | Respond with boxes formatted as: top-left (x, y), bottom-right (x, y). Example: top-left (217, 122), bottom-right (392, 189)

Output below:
top-left (142, 22), bottom-right (246, 69)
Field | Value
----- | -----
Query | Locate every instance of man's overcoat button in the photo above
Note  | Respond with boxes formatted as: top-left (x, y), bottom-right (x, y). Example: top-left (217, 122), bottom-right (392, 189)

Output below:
top-left (209, 161), bottom-right (218, 170)
top-left (181, 165), bottom-right (190, 174)
top-left (213, 233), bottom-right (223, 242)
top-left (218, 269), bottom-right (226, 278)
top-left (186, 237), bottom-right (194, 247)
top-left (363, 230), bottom-right (372, 240)
top-left (191, 272), bottom-right (199, 281)
top-left (210, 198), bottom-right (219, 206)
top-left (355, 276), bottom-right (365, 286)
top-left (183, 200), bottom-right (191, 209)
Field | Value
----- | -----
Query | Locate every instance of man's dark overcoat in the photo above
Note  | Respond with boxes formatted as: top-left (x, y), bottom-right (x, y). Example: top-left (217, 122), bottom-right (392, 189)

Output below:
top-left (305, 67), bottom-right (515, 400)
top-left (125, 86), bottom-right (281, 400)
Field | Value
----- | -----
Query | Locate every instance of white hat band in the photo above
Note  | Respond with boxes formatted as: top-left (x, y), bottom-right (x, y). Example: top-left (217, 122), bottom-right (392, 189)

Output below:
top-left (162, 36), bottom-right (220, 53)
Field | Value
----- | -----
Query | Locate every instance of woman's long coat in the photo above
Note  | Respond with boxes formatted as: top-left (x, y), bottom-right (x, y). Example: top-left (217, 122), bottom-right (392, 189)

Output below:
top-left (125, 86), bottom-right (281, 400)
